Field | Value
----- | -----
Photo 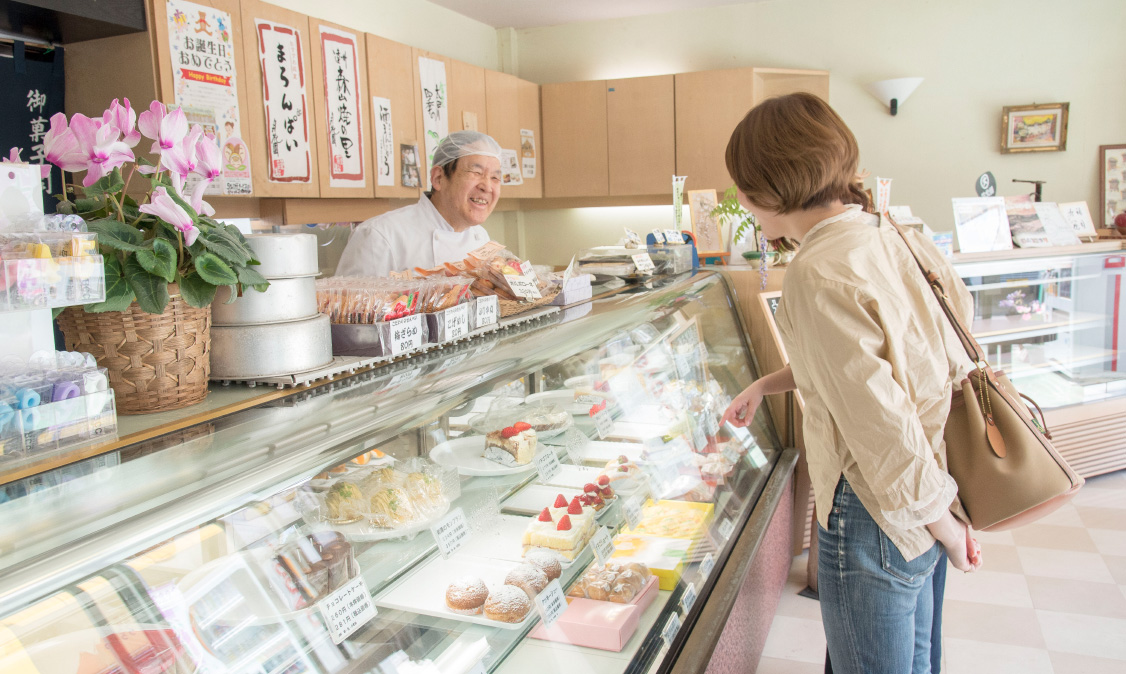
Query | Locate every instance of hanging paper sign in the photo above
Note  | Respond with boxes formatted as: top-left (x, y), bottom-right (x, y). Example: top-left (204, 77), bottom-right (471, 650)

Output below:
top-left (475, 295), bottom-right (499, 327)
top-left (631, 253), bottom-right (656, 274)
top-left (418, 57), bottom-right (448, 191)
top-left (167, 0), bottom-right (253, 195)
top-left (431, 507), bottom-right (471, 558)
top-left (256, 19), bottom-right (311, 184)
top-left (320, 26), bottom-right (365, 188)
top-left (372, 96), bottom-right (394, 187)
top-left (388, 314), bottom-right (423, 355)
top-left (520, 128), bottom-right (537, 178)
top-left (318, 574), bottom-right (377, 645)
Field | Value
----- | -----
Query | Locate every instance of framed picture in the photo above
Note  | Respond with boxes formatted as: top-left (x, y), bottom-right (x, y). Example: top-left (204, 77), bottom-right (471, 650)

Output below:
top-left (1001, 102), bottom-right (1068, 153)
top-left (687, 189), bottom-right (723, 253)
top-left (1098, 144), bottom-right (1126, 228)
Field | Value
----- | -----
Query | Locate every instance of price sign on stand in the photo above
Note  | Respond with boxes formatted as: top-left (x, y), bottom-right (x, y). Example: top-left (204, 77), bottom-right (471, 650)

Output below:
top-left (534, 449), bottom-right (562, 483)
top-left (664, 229), bottom-right (683, 244)
top-left (718, 517), bottom-right (736, 541)
top-left (318, 574), bottom-right (377, 645)
top-left (661, 612), bottom-right (682, 646)
top-left (624, 228), bottom-right (642, 245)
top-left (651, 229), bottom-right (666, 244)
top-left (590, 526), bottom-right (615, 565)
top-left (680, 582), bottom-right (698, 613)
top-left (701, 552), bottom-right (716, 578)
top-left (389, 315), bottom-right (423, 355)
top-left (704, 410), bottom-right (720, 437)
top-left (507, 262), bottom-right (542, 300)
top-left (431, 507), bottom-right (471, 558)
top-left (623, 497), bottom-right (643, 530)
top-left (535, 579), bottom-right (567, 628)
top-left (631, 253), bottom-right (656, 274)
top-left (443, 303), bottom-right (470, 341)
top-left (475, 295), bottom-right (499, 327)
top-left (592, 408), bottom-right (614, 439)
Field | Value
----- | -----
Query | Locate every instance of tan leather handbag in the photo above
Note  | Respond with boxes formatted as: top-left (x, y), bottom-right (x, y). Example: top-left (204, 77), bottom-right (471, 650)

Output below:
top-left (889, 218), bottom-right (1084, 531)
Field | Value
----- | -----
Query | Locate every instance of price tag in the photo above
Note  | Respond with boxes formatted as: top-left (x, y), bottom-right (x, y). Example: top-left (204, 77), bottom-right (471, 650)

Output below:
top-left (317, 573), bottom-right (377, 645)
top-left (722, 443), bottom-right (741, 464)
top-left (718, 517), bottom-right (735, 541)
top-left (624, 228), bottom-right (642, 245)
top-left (507, 269), bottom-right (542, 300)
top-left (431, 507), bottom-right (471, 558)
top-left (692, 422), bottom-right (707, 452)
top-left (623, 497), bottom-right (643, 530)
top-left (701, 552), bottom-right (716, 578)
top-left (475, 295), bottom-right (499, 327)
top-left (590, 526), bottom-right (615, 565)
top-left (661, 612), bottom-right (682, 646)
top-left (535, 579), bottom-right (567, 628)
top-left (388, 314), bottom-right (423, 355)
top-left (561, 255), bottom-right (577, 284)
top-left (389, 368), bottom-right (420, 386)
top-left (443, 303), bottom-right (470, 341)
top-left (631, 253), bottom-right (656, 274)
top-left (748, 447), bottom-right (768, 468)
top-left (651, 229), bottom-right (666, 244)
top-left (664, 229), bottom-right (682, 244)
top-left (534, 449), bottom-right (562, 483)
top-left (592, 408), bottom-right (614, 439)
top-left (680, 582), bottom-right (698, 613)
top-left (704, 411), bottom-right (719, 437)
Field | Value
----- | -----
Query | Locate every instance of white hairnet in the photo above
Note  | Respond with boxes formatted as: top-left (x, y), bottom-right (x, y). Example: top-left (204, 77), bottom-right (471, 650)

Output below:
top-left (432, 130), bottom-right (502, 168)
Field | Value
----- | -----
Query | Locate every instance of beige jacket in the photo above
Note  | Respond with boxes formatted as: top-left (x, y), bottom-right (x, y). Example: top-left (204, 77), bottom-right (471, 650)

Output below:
top-left (776, 207), bottom-right (974, 560)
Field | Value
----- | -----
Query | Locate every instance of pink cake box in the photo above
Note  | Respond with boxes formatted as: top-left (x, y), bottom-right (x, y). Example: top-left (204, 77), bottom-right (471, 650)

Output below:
top-left (528, 575), bottom-right (659, 651)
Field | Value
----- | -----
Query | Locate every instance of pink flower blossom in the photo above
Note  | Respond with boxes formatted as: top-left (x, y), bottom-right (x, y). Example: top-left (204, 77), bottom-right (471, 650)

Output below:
top-left (157, 124), bottom-right (204, 195)
top-left (150, 107), bottom-right (187, 155)
top-left (194, 133), bottom-right (222, 181)
top-left (137, 101), bottom-right (167, 153)
top-left (43, 112), bottom-right (84, 171)
top-left (140, 186), bottom-right (199, 246)
top-left (102, 98), bottom-right (141, 149)
top-left (69, 114), bottom-right (135, 187)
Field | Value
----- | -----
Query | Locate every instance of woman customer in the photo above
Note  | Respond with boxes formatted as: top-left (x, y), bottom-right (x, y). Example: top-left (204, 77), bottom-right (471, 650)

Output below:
top-left (719, 93), bottom-right (982, 674)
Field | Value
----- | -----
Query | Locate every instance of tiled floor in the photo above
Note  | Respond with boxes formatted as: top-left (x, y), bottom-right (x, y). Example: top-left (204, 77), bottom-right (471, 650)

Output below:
top-left (758, 470), bottom-right (1126, 674)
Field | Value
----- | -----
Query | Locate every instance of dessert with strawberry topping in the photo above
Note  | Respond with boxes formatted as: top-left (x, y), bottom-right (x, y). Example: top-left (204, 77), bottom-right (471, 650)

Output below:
top-left (597, 455), bottom-right (642, 491)
top-left (484, 422), bottom-right (537, 466)
top-left (523, 495), bottom-right (596, 560)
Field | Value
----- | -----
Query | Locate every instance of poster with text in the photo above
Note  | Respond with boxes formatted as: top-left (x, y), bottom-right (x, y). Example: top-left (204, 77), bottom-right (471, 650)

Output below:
top-left (256, 19), bottom-right (311, 183)
top-left (372, 96), bottom-right (394, 186)
top-left (500, 149), bottom-right (523, 186)
top-left (520, 128), bottom-right (537, 179)
top-left (1004, 194), bottom-right (1051, 248)
top-left (1058, 201), bottom-right (1097, 238)
top-left (320, 26), bottom-right (365, 188)
top-left (418, 57), bottom-right (448, 191)
top-left (166, 0), bottom-right (253, 195)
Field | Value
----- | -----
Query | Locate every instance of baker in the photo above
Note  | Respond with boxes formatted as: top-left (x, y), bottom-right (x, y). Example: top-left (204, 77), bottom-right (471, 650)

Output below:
top-left (335, 131), bottom-right (503, 277)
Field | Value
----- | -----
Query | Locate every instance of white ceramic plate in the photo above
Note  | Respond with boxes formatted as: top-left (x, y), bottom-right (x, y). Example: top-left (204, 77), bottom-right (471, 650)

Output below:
top-left (306, 500), bottom-right (450, 542)
top-left (525, 390), bottom-right (611, 417)
top-left (571, 440), bottom-right (646, 465)
top-left (454, 514), bottom-right (574, 568)
top-left (501, 483), bottom-right (616, 521)
top-left (541, 464), bottom-right (602, 490)
top-left (430, 436), bottom-right (539, 477)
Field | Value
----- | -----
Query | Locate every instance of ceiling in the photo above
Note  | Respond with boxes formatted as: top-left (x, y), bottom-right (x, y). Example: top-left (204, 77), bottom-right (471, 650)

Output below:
top-left (427, 0), bottom-right (754, 29)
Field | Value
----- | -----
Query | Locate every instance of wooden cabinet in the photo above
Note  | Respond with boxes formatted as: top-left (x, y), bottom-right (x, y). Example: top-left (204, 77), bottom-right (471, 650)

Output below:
top-left (485, 70), bottom-right (542, 199)
top-left (367, 34), bottom-right (420, 200)
top-left (448, 59), bottom-right (488, 134)
top-left (239, 0), bottom-right (320, 198)
top-left (675, 67), bottom-right (828, 194)
top-left (542, 80), bottom-right (608, 198)
top-left (308, 18), bottom-right (375, 198)
top-left (607, 75), bottom-right (674, 196)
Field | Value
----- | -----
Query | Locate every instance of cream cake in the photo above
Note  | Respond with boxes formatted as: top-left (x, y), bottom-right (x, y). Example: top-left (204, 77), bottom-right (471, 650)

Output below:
top-left (484, 422), bottom-right (537, 466)
top-left (523, 497), bottom-right (595, 561)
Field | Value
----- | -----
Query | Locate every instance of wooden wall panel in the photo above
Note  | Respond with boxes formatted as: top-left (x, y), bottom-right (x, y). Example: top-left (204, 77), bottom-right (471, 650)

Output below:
top-left (448, 58), bottom-right (488, 134)
top-left (607, 75), bottom-right (674, 196)
top-left (541, 80), bottom-right (608, 198)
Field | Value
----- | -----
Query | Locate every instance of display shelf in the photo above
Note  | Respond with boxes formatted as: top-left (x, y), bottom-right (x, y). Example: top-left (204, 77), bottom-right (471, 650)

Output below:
top-left (972, 310), bottom-right (1104, 340)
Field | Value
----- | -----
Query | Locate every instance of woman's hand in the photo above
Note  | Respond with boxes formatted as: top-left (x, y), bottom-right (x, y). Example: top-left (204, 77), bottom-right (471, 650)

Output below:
top-left (927, 511), bottom-right (983, 572)
top-left (722, 382), bottom-right (764, 429)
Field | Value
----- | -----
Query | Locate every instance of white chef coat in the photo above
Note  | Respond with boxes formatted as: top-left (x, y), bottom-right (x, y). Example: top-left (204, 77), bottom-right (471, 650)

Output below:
top-left (334, 195), bottom-right (490, 277)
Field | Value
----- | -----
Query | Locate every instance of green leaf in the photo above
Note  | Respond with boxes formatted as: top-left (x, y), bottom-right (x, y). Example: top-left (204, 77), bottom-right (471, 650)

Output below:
top-left (136, 237), bottom-right (177, 283)
top-left (82, 168), bottom-right (125, 198)
top-left (87, 218), bottom-right (147, 252)
top-left (55, 200), bottom-right (75, 215)
top-left (178, 272), bottom-right (217, 308)
top-left (84, 257), bottom-right (136, 312)
top-left (124, 256), bottom-right (169, 314)
top-left (194, 251), bottom-right (238, 286)
top-left (75, 196), bottom-right (105, 213)
top-left (236, 264), bottom-right (270, 293)
top-left (197, 232), bottom-right (251, 266)
top-left (223, 284), bottom-right (240, 304)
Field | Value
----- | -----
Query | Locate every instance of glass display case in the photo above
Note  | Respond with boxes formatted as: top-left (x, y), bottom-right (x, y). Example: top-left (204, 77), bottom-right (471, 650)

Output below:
top-left (0, 271), bottom-right (792, 674)
top-left (954, 247), bottom-right (1126, 410)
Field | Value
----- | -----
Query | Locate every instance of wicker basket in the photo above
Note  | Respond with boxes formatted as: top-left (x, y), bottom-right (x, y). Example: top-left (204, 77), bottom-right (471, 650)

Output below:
top-left (498, 286), bottom-right (561, 318)
top-left (58, 293), bottom-right (211, 415)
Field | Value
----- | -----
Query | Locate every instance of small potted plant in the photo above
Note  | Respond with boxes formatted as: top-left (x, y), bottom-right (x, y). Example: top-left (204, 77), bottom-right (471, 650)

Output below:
top-left (14, 99), bottom-right (268, 413)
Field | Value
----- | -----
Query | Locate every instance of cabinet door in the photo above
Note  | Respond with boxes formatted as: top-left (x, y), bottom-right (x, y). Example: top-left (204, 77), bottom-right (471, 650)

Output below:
top-left (485, 71), bottom-right (542, 199)
top-left (367, 34), bottom-right (420, 199)
top-left (448, 59), bottom-right (488, 134)
top-left (607, 75), bottom-right (674, 196)
top-left (149, 0), bottom-right (256, 197)
top-left (240, 0), bottom-right (320, 197)
top-left (308, 18), bottom-right (374, 198)
top-left (674, 68), bottom-right (756, 195)
top-left (515, 77), bottom-right (543, 199)
top-left (542, 80), bottom-right (608, 198)
top-left (412, 48), bottom-right (452, 191)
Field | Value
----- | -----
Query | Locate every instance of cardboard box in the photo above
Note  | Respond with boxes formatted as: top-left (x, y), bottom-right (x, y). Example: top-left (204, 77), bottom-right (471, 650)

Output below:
top-left (529, 576), bottom-right (658, 651)
top-left (610, 534), bottom-right (691, 590)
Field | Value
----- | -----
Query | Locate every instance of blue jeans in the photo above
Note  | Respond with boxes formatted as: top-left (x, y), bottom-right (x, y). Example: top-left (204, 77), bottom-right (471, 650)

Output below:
top-left (818, 478), bottom-right (946, 674)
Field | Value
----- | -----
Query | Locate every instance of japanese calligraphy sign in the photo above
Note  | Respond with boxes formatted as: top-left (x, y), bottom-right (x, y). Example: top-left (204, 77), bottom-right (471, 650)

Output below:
top-left (320, 26), bottom-right (366, 188)
top-left (372, 96), bottom-right (394, 187)
top-left (418, 57), bottom-right (448, 191)
top-left (255, 19), bottom-right (311, 183)
top-left (0, 43), bottom-right (64, 210)
top-left (166, 0), bottom-right (253, 195)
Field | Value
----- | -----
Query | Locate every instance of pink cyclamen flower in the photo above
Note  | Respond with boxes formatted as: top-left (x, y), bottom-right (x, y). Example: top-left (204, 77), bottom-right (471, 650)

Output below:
top-left (102, 98), bottom-right (141, 149)
top-left (137, 101), bottom-right (168, 153)
top-left (158, 124), bottom-right (203, 195)
top-left (140, 186), bottom-right (199, 246)
top-left (43, 112), bottom-right (84, 171)
top-left (67, 114), bottom-right (135, 187)
top-left (153, 107), bottom-right (187, 155)
top-left (194, 133), bottom-right (222, 181)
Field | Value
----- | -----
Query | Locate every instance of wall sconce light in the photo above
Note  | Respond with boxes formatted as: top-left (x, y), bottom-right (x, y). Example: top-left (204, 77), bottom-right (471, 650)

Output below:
top-left (866, 77), bottom-right (924, 116)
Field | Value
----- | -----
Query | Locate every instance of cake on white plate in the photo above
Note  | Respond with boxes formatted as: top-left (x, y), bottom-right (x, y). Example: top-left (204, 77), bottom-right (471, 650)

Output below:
top-left (523, 495), bottom-right (596, 561)
top-left (484, 422), bottom-right (537, 466)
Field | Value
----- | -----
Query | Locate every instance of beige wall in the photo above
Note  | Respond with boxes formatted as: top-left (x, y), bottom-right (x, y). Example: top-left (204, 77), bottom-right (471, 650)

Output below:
top-left (513, 0), bottom-right (1126, 265)
top-left (264, 0), bottom-right (499, 69)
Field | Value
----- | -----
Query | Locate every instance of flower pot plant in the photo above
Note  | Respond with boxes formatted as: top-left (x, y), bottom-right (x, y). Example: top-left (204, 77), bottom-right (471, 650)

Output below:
top-left (13, 99), bottom-right (268, 413)
top-left (710, 186), bottom-right (797, 283)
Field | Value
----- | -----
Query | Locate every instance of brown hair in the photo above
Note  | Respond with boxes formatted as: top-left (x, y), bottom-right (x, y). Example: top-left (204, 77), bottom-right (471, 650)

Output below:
top-left (725, 92), bottom-right (870, 214)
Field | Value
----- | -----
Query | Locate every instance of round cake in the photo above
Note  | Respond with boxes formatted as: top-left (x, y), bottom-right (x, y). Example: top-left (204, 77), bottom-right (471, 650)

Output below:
top-left (505, 563), bottom-right (549, 599)
top-left (445, 576), bottom-right (489, 615)
top-left (483, 585), bottom-right (532, 623)
top-left (524, 549), bottom-right (563, 581)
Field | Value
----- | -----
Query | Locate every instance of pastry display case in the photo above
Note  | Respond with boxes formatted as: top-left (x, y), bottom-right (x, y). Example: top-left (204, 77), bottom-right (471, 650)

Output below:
top-left (0, 271), bottom-right (795, 674)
